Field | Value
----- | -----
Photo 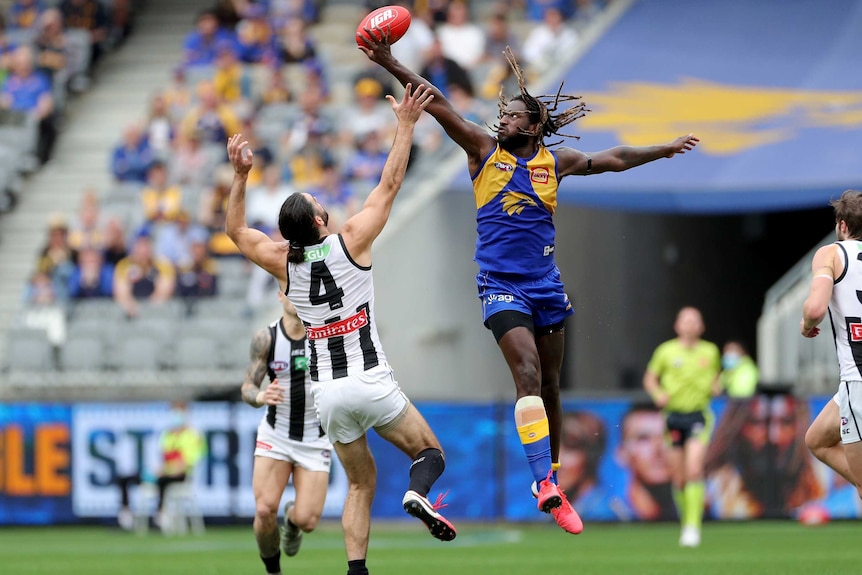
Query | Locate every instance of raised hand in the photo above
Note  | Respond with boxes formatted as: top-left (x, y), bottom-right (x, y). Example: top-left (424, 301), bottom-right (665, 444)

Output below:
top-left (666, 134), bottom-right (700, 158)
top-left (386, 83), bottom-right (434, 125)
top-left (357, 24), bottom-right (395, 65)
top-left (227, 133), bottom-right (253, 175)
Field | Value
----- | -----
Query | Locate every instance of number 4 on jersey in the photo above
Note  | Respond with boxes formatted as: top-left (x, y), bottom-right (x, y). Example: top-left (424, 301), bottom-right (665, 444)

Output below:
top-left (309, 261), bottom-right (344, 310)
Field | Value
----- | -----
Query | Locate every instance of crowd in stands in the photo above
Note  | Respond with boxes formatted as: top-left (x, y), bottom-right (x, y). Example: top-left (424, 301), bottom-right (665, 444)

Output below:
top-left (13, 0), bottom-right (609, 366)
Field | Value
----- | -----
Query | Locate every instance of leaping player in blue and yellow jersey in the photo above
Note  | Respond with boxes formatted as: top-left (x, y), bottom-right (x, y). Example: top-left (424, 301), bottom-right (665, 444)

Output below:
top-left (361, 33), bottom-right (698, 533)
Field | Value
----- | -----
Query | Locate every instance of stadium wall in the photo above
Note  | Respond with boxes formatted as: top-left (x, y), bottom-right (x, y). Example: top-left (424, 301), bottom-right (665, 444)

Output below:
top-left (1, 395), bottom-right (851, 526)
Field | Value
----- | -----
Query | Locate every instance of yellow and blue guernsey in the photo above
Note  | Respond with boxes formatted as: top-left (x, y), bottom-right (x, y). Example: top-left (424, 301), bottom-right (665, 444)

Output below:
top-left (472, 144), bottom-right (559, 277)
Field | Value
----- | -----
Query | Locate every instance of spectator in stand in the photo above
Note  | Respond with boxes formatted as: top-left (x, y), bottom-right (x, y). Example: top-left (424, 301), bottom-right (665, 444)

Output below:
top-left (68, 246), bottom-right (113, 299)
top-left (180, 80), bottom-right (241, 146)
top-left (163, 66), bottom-right (193, 123)
top-left (25, 269), bottom-right (57, 305)
top-left (479, 7), bottom-right (520, 100)
top-left (111, 122), bottom-right (152, 183)
top-left (448, 82), bottom-right (488, 126)
top-left (246, 163), bottom-right (295, 230)
top-left (522, 7), bottom-right (579, 77)
top-left (34, 8), bottom-right (67, 88)
top-left (1, 44), bottom-right (57, 165)
top-left (154, 209), bottom-right (206, 268)
top-left (212, 40), bottom-right (244, 103)
top-left (276, 15), bottom-right (317, 65)
top-left (36, 214), bottom-right (77, 302)
top-left (436, 1), bottom-right (486, 71)
top-left (59, 0), bottom-right (108, 69)
top-left (344, 130), bottom-right (389, 187)
top-left (141, 160), bottom-right (183, 225)
top-left (182, 9), bottom-right (236, 68)
top-left (101, 216), bottom-right (128, 267)
top-left (524, 0), bottom-right (574, 21)
top-left (170, 129), bottom-right (211, 188)
top-left (113, 230), bottom-right (176, 318)
top-left (305, 157), bottom-right (358, 233)
top-left (341, 77), bottom-right (394, 144)
top-left (236, 3), bottom-right (276, 64)
top-left (199, 164), bottom-right (240, 256)
top-left (301, 58), bottom-right (329, 101)
top-left (146, 92), bottom-right (174, 161)
top-left (176, 232), bottom-right (219, 299)
top-left (256, 64), bottom-right (291, 107)
top-left (237, 115), bottom-right (273, 187)
top-left (67, 188), bottom-right (103, 251)
top-left (0, 17), bottom-right (19, 81)
top-left (420, 36), bottom-right (473, 100)
top-left (23, 269), bottom-right (67, 349)
top-left (281, 82), bottom-right (335, 161)
top-left (389, 2), bottom-right (434, 74)
top-left (269, 0), bottom-right (321, 25)
top-left (7, 0), bottom-right (43, 30)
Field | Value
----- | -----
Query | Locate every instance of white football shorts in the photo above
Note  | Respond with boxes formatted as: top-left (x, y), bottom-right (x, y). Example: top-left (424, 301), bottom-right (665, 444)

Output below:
top-left (254, 423), bottom-right (333, 473)
top-left (310, 362), bottom-right (410, 445)
top-left (837, 381), bottom-right (862, 444)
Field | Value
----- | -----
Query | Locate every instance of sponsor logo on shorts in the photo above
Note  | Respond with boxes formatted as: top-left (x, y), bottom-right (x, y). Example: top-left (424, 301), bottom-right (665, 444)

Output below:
top-left (322, 450), bottom-right (331, 459)
top-left (530, 167), bottom-right (549, 184)
top-left (851, 323), bottom-right (862, 342)
top-left (256, 441), bottom-right (273, 450)
top-left (269, 361), bottom-right (289, 371)
top-left (486, 293), bottom-right (515, 304)
top-left (306, 308), bottom-right (369, 340)
top-left (494, 161), bottom-right (514, 172)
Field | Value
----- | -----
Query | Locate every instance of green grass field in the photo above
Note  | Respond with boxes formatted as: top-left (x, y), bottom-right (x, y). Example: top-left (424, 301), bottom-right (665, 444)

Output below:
top-left (1, 520), bottom-right (858, 575)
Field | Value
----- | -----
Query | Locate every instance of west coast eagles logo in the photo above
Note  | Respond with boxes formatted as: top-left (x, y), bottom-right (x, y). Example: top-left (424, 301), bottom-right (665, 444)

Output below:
top-left (500, 192), bottom-right (537, 215)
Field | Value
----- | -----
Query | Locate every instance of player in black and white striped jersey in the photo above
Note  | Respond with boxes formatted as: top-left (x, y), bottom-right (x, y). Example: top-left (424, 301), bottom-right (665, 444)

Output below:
top-left (242, 291), bottom-right (332, 575)
top-left (227, 84), bottom-right (455, 575)
top-left (801, 189), bottom-right (862, 503)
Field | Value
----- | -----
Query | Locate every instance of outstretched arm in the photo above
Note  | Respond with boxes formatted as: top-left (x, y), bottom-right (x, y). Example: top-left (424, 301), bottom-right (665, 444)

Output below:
top-left (240, 327), bottom-right (284, 408)
top-left (801, 244), bottom-right (840, 338)
top-left (557, 134), bottom-right (700, 177)
top-left (358, 28), bottom-right (494, 164)
top-left (341, 83), bottom-right (433, 266)
top-left (225, 134), bottom-right (288, 283)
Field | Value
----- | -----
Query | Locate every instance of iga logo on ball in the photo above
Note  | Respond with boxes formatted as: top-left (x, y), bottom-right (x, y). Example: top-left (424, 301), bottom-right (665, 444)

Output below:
top-left (356, 5), bottom-right (412, 46)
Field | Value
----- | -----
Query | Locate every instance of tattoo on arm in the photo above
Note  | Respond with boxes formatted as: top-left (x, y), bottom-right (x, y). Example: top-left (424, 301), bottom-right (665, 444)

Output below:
top-left (241, 328), bottom-right (271, 407)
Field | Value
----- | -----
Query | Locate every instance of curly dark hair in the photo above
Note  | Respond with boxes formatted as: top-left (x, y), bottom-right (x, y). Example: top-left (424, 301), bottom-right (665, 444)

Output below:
top-left (491, 46), bottom-right (589, 147)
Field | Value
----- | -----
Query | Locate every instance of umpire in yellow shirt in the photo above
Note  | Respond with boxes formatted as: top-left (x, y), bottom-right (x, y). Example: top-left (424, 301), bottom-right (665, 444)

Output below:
top-left (643, 306), bottom-right (721, 548)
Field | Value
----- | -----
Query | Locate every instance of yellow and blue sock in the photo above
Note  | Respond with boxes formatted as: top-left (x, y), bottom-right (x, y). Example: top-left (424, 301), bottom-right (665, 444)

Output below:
top-left (515, 396), bottom-right (553, 485)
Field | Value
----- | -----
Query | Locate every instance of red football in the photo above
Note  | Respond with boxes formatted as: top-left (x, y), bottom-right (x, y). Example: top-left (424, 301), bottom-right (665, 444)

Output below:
top-left (355, 5), bottom-right (412, 47)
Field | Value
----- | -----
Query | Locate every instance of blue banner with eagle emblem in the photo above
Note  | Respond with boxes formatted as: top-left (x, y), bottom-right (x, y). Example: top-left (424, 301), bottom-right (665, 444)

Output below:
top-left (454, 0), bottom-right (862, 213)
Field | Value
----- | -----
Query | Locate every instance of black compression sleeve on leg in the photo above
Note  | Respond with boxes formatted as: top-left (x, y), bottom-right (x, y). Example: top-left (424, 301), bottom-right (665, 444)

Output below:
top-left (261, 551), bottom-right (281, 575)
top-left (347, 559), bottom-right (369, 575)
top-left (408, 448), bottom-right (446, 496)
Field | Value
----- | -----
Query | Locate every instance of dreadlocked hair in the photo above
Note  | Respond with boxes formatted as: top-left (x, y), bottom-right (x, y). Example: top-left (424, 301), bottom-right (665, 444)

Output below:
top-left (279, 193), bottom-right (321, 264)
top-left (493, 46), bottom-right (589, 147)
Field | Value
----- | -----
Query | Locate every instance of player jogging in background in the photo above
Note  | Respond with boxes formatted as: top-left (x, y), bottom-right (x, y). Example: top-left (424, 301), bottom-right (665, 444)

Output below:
top-left (361, 32), bottom-right (699, 534)
top-left (801, 189), bottom-right (862, 502)
top-left (226, 83), bottom-right (455, 575)
top-left (241, 291), bottom-right (331, 575)
top-left (643, 306), bottom-right (721, 547)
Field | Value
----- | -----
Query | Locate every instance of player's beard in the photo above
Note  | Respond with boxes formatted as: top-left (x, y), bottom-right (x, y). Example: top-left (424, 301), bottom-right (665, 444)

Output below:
top-left (497, 130), bottom-right (531, 152)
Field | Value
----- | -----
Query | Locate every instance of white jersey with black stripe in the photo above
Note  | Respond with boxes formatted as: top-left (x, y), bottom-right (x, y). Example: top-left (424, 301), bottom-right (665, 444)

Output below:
top-left (829, 240), bottom-right (862, 381)
top-left (261, 318), bottom-right (330, 447)
top-left (287, 234), bottom-right (386, 382)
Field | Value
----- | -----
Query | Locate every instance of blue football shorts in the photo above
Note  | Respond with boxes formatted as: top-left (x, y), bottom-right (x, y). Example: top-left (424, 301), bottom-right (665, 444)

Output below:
top-left (476, 266), bottom-right (573, 330)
